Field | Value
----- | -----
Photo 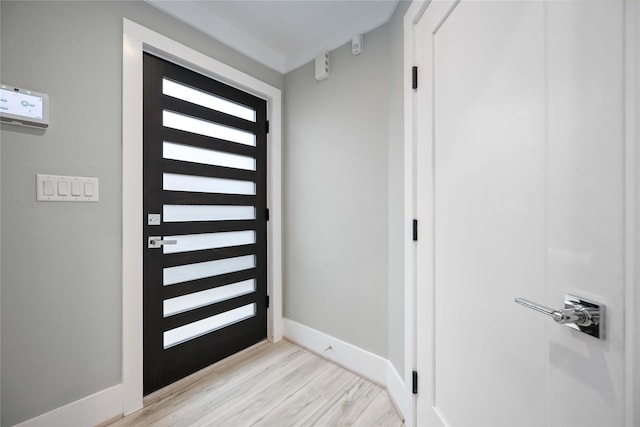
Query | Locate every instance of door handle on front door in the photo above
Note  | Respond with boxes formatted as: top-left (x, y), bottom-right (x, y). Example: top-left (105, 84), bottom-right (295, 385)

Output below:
top-left (514, 294), bottom-right (604, 339)
top-left (148, 236), bottom-right (177, 249)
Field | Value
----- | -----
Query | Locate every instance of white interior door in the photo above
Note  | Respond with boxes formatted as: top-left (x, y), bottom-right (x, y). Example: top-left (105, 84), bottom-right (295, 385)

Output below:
top-left (411, 1), bottom-right (635, 425)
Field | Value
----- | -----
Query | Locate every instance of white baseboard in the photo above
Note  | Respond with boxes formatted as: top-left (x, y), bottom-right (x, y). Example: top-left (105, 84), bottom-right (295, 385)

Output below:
top-left (283, 318), bottom-right (407, 420)
top-left (14, 384), bottom-right (123, 427)
top-left (386, 361), bottom-right (410, 421)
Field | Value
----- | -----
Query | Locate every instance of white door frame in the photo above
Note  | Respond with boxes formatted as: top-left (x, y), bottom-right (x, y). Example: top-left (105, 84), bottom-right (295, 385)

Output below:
top-left (403, 1), bottom-right (639, 425)
top-left (121, 19), bottom-right (283, 415)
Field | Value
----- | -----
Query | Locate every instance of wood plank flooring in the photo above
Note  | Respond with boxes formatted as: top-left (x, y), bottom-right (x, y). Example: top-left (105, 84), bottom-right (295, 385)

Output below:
top-left (109, 340), bottom-right (404, 427)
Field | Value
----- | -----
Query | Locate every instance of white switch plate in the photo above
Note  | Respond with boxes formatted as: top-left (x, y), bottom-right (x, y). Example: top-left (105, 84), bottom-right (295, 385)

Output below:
top-left (36, 174), bottom-right (99, 202)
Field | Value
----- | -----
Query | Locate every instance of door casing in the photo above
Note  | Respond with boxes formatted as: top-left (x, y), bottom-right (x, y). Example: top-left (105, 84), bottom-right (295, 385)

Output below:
top-left (402, 1), bottom-right (640, 426)
top-left (122, 18), bottom-right (282, 415)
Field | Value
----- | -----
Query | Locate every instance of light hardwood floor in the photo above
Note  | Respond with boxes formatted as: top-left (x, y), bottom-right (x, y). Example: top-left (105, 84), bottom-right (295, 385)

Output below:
top-left (109, 339), bottom-right (404, 426)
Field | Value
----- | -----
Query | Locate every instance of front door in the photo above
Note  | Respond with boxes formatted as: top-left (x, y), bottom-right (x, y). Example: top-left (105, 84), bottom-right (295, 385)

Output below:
top-left (143, 53), bottom-right (268, 395)
top-left (414, 1), bottom-right (631, 425)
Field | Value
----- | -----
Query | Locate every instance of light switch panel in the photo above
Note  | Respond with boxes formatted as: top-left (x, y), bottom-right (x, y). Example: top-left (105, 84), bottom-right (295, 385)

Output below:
top-left (37, 174), bottom-right (99, 202)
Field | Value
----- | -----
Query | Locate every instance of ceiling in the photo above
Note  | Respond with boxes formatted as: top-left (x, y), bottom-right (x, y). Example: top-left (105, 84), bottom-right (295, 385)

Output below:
top-left (146, 1), bottom-right (400, 74)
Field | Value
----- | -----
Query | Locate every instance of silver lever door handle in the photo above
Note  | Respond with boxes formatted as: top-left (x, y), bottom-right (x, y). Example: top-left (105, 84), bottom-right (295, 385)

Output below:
top-left (514, 298), bottom-right (593, 326)
top-left (148, 236), bottom-right (177, 248)
top-left (514, 294), bottom-right (604, 339)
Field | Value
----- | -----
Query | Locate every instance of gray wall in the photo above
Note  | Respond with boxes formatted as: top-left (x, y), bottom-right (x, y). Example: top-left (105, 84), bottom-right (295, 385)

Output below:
top-left (283, 2), bottom-right (408, 370)
top-left (0, 2), bottom-right (282, 425)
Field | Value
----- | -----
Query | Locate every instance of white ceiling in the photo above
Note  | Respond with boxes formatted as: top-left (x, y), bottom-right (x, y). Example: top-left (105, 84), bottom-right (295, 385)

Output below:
top-left (146, 1), bottom-right (400, 74)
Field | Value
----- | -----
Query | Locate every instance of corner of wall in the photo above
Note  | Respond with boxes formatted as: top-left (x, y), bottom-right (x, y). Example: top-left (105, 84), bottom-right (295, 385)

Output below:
top-left (283, 318), bottom-right (408, 421)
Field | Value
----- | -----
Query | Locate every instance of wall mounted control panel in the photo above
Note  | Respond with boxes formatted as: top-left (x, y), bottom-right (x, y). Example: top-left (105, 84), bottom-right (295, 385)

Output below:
top-left (36, 174), bottom-right (99, 202)
top-left (1, 84), bottom-right (49, 128)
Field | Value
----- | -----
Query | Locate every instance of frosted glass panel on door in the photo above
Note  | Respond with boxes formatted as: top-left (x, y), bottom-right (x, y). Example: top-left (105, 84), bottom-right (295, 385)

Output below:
top-left (163, 231), bottom-right (255, 254)
top-left (163, 142), bottom-right (256, 170)
top-left (163, 303), bottom-right (256, 348)
top-left (163, 78), bottom-right (256, 122)
top-left (163, 279), bottom-right (256, 317)
top-left (164, 254), bottom-right (255, 286)
top-left (164, 111), bottom-right (256, 146)
top-left (163, 205), bottom-right (255, 222)
top-left (163, 173), bottom-right (256, 195)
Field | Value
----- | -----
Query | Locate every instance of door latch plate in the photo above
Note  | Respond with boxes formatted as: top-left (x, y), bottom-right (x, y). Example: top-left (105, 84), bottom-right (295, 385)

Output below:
top-left (564, 294), bottom-right (604, 339)
top-left (148, 214), bottom-right (161, 225)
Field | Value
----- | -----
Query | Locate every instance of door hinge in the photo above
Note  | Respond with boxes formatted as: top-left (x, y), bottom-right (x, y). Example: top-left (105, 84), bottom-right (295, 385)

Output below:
top-left (266, 295), bottom-right (270, 309)
top-left (412, 66), bottom-right (418, 90)
top-left (412, 370), bottom-right (418, 394)
top-left (265, 120), bottom-right (270, 134)
top-left (265, 208), bottom-right (270, 221)
top-left (413, 219), bottom-right (418, 241)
